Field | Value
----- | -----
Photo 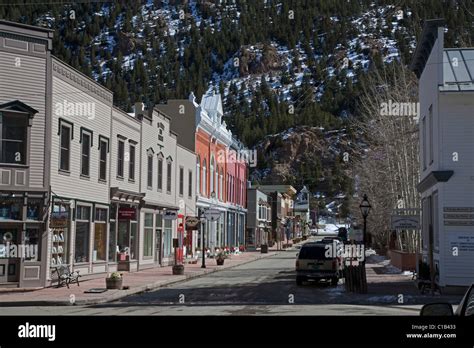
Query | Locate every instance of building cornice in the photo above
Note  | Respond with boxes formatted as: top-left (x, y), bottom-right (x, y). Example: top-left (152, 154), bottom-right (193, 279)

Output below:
top-left (52, 58), bottom-right (113, 105)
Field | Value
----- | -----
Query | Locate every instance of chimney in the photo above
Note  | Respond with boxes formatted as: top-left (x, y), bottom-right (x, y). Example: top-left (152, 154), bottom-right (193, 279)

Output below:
top-left (134, 102), bottom-right (145, 116)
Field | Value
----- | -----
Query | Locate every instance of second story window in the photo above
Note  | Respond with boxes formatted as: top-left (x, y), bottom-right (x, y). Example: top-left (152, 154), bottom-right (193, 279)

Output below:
top-left (179, 166), bottom-right (184, 196)
top-left (99, 137), bottom-right (108, 181)
top-left (0, 112), bottom-right (27, 165)
top-left (147, 154), bottom-right (153, 189)
top-left (80, 129), bottom-right (92, 177)
top-left (59, 122), bottom-right (72, 171)
top-left (157, 154), bottom-right (163, 191)
top-left (129, 144), bottom-right (136, 181)
top-left (188, 170), bottom-right (192, 198)
top-left (117, 139), bottom-right (125, 178)
top-left (166, 157), bottom-right (173, 194)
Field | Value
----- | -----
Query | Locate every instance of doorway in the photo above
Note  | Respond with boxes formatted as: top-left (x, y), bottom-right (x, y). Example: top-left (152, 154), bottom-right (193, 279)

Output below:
top-left (155, 228), bottom-right (162, 264)
top-left (0, 226), bottom-right (21, 284)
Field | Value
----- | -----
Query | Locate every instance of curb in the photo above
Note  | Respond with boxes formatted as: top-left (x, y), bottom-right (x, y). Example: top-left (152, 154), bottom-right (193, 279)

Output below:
top-left (0, 251), bottom-right (279, 307)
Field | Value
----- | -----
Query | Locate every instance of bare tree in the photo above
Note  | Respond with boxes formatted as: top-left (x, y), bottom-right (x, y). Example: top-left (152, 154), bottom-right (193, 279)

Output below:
top-left (349, 62), bottom-right (420, 253)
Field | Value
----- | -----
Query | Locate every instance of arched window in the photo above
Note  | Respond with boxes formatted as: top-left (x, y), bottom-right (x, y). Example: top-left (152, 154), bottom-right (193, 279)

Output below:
top-left (215, 166), bottom-right (219, 199)
top-left (196, 156), bottom-right (201, 195)
top-left (210, 157), bottom-right (215, 196)
top-left (219, 169), bottom-right (224, 201)
top-left (202, 159), bottom-right (207, 196)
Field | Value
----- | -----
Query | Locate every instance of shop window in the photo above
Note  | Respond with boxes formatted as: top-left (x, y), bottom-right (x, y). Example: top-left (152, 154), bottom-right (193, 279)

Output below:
top-left (108, 221), bottom-right (116, 262)
top-left (27, 197), bottom-right (43, 221)
top-left (75, 206), bottom-right (91, 263)
top-left (144, 213), bottom-right (153, 257)
top-left (118, 221), bottom-right (129, 256)
top-left (0, 112), bottom-right (27, 164)
top-left (93, 223), bottom-right (106, 262)
top-left (76, 206), bottom-right (91, 221)
top-left (50, 202), bottom-right (69, 267)
top-left (25, 228), bottom-right (41, 261)
top-left (130, 222), bottom-right (138, 260)
top-left (0, 228), bottom-right (19, 257)
top-left (93, 208), bottom-right (107, 262)
top-left (0, 195), bottom-right (23, 220)
top-left (95, 208), bottom-right (107, 222)
top-left (163, 219), bottom-right (172, 257)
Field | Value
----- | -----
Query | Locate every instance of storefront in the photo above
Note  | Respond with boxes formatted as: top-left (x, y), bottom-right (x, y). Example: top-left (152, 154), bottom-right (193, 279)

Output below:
top-left (0, 191), bottom-right (48, 288)
top-left (49, 196), bottom-right (111, 280)
top-left (109, 188), bottom-right (144, 273)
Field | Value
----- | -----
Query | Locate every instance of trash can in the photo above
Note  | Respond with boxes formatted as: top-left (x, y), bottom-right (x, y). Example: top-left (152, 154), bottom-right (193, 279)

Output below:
top-left (261, 244), bottom-right (268, 253)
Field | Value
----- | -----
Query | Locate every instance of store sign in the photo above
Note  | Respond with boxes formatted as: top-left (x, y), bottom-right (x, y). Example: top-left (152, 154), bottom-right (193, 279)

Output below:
top-left (163, 211), bottom-right (178, 220)
top-left (118, 207), bottom-right (136, 220)
top-left (391, 215), bottom-right (420, 229)
top-left (185, 216), bottom-right (200, 230)
top-left (443, 207), bottom-right (474, 226)
top-left (50, 211), bottom-right (69, 228)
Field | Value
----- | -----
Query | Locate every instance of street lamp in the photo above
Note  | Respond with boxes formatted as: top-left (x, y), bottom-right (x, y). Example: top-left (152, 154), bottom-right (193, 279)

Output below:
top-left (359, 194), bottom-right (371, 246)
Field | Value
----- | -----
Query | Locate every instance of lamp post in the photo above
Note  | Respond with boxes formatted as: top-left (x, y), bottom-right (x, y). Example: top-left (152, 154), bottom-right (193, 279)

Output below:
top-left (359, 194), bottom-right (371, 248)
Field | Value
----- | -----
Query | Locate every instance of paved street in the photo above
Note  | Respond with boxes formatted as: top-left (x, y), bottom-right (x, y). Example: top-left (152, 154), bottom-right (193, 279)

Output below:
top-left (0, 241), bottom-right (460, 315)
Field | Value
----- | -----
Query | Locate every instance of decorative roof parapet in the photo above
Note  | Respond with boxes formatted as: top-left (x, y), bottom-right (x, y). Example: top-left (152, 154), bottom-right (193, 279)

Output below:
top-left (52, 58), bottom-right (113, 105)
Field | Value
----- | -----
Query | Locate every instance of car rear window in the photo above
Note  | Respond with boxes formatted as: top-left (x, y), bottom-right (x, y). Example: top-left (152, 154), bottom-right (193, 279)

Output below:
top-left (298, 245), bottom-right (330, 260)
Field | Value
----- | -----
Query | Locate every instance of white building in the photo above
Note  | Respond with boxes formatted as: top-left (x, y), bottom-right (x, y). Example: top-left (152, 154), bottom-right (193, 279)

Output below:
top-left (411, 19), bottom-right (474, 289)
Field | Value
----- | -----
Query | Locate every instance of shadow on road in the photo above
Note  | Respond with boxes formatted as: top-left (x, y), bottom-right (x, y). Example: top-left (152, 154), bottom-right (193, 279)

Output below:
top-left (88, 271), bottom-right (461, 309)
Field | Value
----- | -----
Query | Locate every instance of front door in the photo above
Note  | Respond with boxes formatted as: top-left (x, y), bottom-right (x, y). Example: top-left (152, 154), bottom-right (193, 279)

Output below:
top-left (0, 226), bottom-right (21, 284)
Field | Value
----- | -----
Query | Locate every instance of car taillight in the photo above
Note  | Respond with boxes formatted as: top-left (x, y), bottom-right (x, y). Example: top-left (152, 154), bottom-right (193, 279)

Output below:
top-left (332, 260), bottom-right (337, 270)
top-left (295, 260), bottom-right (299, 269)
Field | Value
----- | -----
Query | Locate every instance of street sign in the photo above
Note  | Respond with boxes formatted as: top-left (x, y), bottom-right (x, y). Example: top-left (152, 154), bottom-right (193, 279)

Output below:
top-left (163, 211), bottom-right (178, 220)
top-left (204, 208), bottom-right (221, 221)
top-left (185, 216), bottom-right (200, 230)
top-left (391, 215), bottom-right (420, 229)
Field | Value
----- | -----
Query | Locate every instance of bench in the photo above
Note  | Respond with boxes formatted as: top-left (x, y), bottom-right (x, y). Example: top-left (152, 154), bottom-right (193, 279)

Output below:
top-left (52, 264), bottom-right (81, 289)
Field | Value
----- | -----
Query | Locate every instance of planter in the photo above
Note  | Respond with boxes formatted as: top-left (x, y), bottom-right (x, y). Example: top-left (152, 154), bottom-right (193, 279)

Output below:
top-left (261, 244), bottom-right (268, 253)
top-left (105, 278), bottom-right (123, 290)
top-left (172, 264), bottom-right (185, 275)
top-left (389, 250), bottom-right (420, 271)
top-left (216, 258), bottom-right (225, 266)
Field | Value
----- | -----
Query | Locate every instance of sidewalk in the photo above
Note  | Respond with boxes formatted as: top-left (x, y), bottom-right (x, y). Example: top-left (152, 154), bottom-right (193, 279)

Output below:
top-left (0, 251), bottom-right (277, 306)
